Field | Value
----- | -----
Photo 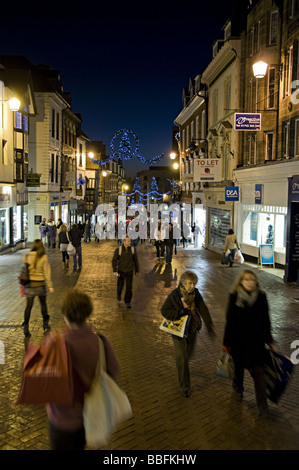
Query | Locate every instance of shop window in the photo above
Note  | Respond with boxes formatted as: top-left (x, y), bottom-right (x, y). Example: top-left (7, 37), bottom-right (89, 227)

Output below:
top-left (243, 211), bottom-right (258, 246)
top-left (274, 214), bottom-right (286, 250)
top-left (260, 213), bottom-right (275, 245)
top-left (265, 132), bottom-right (274, 161)
top-left (0, 208), bottom-right (9, 248)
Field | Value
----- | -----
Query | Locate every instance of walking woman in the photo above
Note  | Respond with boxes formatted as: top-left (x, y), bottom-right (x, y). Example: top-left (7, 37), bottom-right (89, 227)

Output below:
top-left (58, 224), bottom-right (70, 270)
top-left (224, 229), bottom-right (239, 267)
top-left (161, 271), bottom-right (215, 397)
top-left (22, 239), bottom-right (54, 338)
top-left (223, 269), bottom-right (274, 416)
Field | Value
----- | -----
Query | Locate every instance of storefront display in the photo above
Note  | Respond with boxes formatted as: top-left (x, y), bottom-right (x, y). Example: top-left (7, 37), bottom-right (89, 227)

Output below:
top-left (209, 207), bottom-right (231, 250)
top-left (0, 208), bottom-right (9, 249)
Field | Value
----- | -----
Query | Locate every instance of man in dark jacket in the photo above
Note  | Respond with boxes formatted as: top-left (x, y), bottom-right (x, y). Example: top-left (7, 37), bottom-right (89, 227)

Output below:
top-left (112, 236), bottom-right (139, 307)
top-left (69, 224), bottom-right (83, 272)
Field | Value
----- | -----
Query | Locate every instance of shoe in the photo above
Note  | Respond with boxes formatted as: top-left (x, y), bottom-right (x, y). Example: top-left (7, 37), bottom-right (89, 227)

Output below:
top-left (117, 295), bottom-right (121, 301)
top-left (43, 322), bottom-right (51, 333)
top-left (23, 323), bottom-right (31, 338)
top-left (125, 303), bottom-right (131, 308)
top-left (181, 390), bottom-right (190, 398)
top-left (73, 267), bottom-right (77, 272)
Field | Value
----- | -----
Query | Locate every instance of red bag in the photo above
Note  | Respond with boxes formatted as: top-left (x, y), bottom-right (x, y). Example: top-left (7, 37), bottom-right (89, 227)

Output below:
top-left (15, 332), bottom-right (73, 405)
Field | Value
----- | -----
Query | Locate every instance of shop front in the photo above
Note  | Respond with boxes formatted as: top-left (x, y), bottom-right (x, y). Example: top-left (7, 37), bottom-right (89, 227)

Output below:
top-left (204, 186), bottom-right (234, 252)
top-left (234, 162), bottom-right (296, 267)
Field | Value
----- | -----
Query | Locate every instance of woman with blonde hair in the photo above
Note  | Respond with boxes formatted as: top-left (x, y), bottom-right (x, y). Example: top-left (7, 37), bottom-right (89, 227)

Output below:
top-left (22, 239), bottom-right (54, 337)
top-left (58, 224), bottom-right (70, 270)
top-left (223, 269), bottom-right (274, 416)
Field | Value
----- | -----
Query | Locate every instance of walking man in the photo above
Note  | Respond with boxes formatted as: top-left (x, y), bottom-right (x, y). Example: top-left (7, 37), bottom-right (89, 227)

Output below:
top-left (112, 236), bottom-right (139, 307)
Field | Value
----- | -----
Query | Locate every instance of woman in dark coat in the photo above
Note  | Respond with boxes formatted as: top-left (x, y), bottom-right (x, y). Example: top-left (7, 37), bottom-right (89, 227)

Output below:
top-left (223, 269), bottom-right (274, 416)
top-left (161, 271), bottom-right (215, 398)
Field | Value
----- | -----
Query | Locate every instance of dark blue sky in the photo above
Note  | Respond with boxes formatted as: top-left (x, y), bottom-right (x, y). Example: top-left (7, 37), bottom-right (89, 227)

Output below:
top-left (1, 0), bottom-right (235, 176)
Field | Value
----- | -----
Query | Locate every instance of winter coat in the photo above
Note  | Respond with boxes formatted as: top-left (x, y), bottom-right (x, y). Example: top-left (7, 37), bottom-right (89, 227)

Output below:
top-left (223, 291), bottom-right (273, 368)
top-left (161, 287), bottom-right (214, 337)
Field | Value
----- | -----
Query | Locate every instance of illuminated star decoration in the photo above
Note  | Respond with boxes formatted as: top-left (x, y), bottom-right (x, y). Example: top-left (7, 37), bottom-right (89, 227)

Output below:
top-left (90, 129), bottom-right (164, 165)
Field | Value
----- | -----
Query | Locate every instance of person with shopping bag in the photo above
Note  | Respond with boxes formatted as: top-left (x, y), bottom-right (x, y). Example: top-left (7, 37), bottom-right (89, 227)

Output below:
top-left (46, 289), bottom-right (120, 450)
top-left (161, 270), bottom-right (215, 398)
top-left (222, 269), bottom-right (274, 417)
top-left (224, 229), bottom-right (240, 267)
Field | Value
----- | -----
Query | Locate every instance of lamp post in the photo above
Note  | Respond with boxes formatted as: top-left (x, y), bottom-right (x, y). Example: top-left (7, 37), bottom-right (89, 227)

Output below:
top-left (102, 170), bottom-right (107, 204)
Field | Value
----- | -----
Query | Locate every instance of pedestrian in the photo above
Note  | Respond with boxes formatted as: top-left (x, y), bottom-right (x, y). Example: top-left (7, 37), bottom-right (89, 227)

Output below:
top-left (77, 221), bottom-right (84, 237)
top-left (39, 218), bottom-right (47, 246)
top-left (112, 235), bottom-right (139, 308)
top-left (84, 220), bottom-right (91, 243)
top-left (69, 223), bottom-right (83, 272)
top-left (222, 269), bottom-right (274, 416)
top-left (22, 239), bottom-right (54, 338)
top-left (161, 270), bottom-right (215, 398)
top-left (193, 222), bottom-right (202, 248)
top-left (46, 289), bottom-right (120, 450)
top-left (154, 220), bottom-right (166, 261)
top-left (58, 224), bottom-right (70, 270)
top-left (164, 223), bottom-right (175, 264)
top-left (224, 229), bottom-right (240, 267)
top-left (46, 219), bottom-right (56, 248)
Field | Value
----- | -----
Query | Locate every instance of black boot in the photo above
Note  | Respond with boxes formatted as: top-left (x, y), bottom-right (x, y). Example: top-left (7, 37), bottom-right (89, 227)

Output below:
top-left (22, 322), bottom-right (31, 338)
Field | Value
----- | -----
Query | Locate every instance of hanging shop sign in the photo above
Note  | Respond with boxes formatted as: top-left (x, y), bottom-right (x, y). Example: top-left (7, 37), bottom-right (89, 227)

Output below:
top-left (193, 158), bottom-right (222, 182)
top-left (255, 184), bottom-right (263, 204)
top-left (234, 113), bottom-right (261, 131)
top-left (225, 186), bottom-right (239, 201)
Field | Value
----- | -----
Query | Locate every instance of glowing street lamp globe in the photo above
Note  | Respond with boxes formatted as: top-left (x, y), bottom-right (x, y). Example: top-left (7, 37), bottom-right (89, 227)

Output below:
top-left (252, 61), bottom-right (268, 78)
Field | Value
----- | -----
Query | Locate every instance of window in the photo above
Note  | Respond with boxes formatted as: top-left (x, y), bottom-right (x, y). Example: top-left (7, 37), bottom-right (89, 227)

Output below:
top-left (2, 140), bottom-right (7, 165)
top-left (55, 155), bottom-right (59, 183)
top-left (295, 119), bottom-right (299, 156)
top-left (212, 89), bottom-right (218, 124)
top-left (15, 112), bottom-right (22, 129)
top-left (268, 68), bottom-right (276, 108)
top-left (51, 109), bottom-right (55, 138)
top-left (50, 154), bottom-right (54, 182)
top-left (265, 132), bottom-right (274, 160)
top-left (201, 110), bottom-right (206, 139)
top-left (282, 121), bottom-right (290, 157)
top-left (269, 11), bottom-right (278, 45)
top-left (224, 78), bottom-right (231, 112)
top-left (56, 112), bottom-right (59, 140)
top-left (256, 21), bottom-right (261, 53)
top-left (15, 151), bottom-right (24, 181)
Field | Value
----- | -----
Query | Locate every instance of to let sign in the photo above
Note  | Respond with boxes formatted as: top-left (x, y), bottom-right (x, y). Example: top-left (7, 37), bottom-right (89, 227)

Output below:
top-left (193, 158), bottom-right (222, 182)
top-left (234, 113), bottom-right (261, 131)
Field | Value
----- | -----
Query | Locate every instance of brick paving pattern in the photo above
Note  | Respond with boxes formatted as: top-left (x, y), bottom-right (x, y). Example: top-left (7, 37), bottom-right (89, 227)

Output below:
top-left (0, 240), bottom-right (299, 450)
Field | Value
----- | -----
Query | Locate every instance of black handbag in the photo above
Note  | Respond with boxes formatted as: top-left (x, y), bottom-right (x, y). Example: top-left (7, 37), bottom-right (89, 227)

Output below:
top-left (19, 257), bottom-right (30, 286)
top-left (221, 252), bottom-right (229, 265)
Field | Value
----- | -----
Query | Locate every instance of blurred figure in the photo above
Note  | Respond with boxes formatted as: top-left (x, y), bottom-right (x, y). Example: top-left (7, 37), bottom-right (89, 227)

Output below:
top-left (154, 220), bottom-right (166, 261)
top-left (161, 270), bottom-right (215, 398)
top-left (69, 224), bottom-right (83, 272)
top-left (58, 224), bottom-right (70, 270)
top-left (39, 218), bottom-right (47, 246)
top-left (22, 239), bottom-right (54, 338)
top-left (46, 289), bottom-right (120, 450)
top-left (112, 235), bottom-right (139, 308)
top-left (46, 219), bottom-right (56, 248)
top-left (84, 220), bottom-right (91, 243)
top-left (224, 229), bottom-right (240, 267)
top-left (223, 269), bottom-right (274, 416)
top-left (165, 223), bottom-right (175, 264)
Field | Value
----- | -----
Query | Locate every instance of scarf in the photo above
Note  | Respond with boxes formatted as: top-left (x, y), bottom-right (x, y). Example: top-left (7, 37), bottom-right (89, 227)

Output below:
top-left (179, 284), bottom-right (202, 332)
top-left (235, 285), bottom-right (259, 308)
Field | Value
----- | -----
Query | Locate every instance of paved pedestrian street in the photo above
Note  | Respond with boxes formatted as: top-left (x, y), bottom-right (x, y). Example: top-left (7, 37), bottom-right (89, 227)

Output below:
top-left (0, 240), bottom-right (299, 453)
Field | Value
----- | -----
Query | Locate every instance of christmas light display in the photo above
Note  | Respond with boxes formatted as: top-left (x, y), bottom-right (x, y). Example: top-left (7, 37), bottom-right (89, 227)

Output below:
top-left (90, 129), bottom-right (164, 166)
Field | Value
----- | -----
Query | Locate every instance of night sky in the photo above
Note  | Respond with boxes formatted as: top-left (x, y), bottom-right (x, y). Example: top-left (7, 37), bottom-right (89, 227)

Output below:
top-left (1, 0), bottom-right (235, 176)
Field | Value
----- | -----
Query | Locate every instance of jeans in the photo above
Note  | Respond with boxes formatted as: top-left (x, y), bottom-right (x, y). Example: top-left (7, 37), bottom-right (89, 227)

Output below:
top-left (117, 271), bottom-right (133, 304)
top-left (49, 422), bottom-right (86, 450)
top-left (155, 241), bottom-right (165, 258)
top-left (228, 248), bottom-right (236, 266)
top-left (73, 245), bottom-right (82, 269)
top-left (233, 358), bottom-right (268, 411)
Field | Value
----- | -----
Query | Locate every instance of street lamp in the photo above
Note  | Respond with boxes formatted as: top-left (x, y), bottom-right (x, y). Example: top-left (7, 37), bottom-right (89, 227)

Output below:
top-left (252, 61), bottom-right (268, 78)
top-left (8, 97), bottom-right (21, 112)
top-left (102, 170), bottom-right (107, 204)
top-left (170, 152), bottom-right (176, 160)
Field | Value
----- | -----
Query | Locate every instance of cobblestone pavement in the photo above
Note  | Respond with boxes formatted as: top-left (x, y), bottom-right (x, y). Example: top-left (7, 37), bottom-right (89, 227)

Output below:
top-left (0, 240), bottom-right (299, 451)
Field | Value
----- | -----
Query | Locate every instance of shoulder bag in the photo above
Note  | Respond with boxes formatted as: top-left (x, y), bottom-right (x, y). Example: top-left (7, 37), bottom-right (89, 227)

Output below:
top-left (19, 256), bottom-right (30, 286)
top-left (66, 232), bottom-right (76, 256)
top-left (83, 337), bottom-right (132, 448)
